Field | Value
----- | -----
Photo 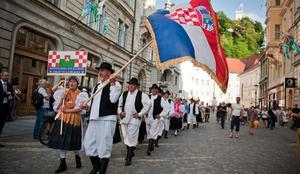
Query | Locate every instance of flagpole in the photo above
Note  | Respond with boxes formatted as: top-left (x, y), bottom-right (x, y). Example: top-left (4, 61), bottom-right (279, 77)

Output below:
top-left (84, 40), bottom-right (153, 104)
top-left (60, 75), bottom-right (67, 135)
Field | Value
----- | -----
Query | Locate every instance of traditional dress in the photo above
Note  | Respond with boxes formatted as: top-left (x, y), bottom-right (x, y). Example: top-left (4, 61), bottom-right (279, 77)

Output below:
top-left (48, 89), bottom-right (86, 151)
top-left (84, 81), bottom-right (121, 158)
top-left (163, 99), bottom-right (172, 138)
top-left (146, 94), bottom-right (168, 155)
top-left (188, 102), bottom-right (199, 128)
top-left (170, 101), bottom-right (183, 134)
top-left (118, 89), bottom-right (150, 165)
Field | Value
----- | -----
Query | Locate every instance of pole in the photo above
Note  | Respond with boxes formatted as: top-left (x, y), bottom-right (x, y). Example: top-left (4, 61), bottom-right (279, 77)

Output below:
top-left (84, 40), bottom-right (153, 104)
top-left (60, 75), bottom-right (67, 135)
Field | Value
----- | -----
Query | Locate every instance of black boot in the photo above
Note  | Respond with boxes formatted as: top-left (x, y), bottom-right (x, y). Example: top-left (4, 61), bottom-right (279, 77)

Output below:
top-left (146, 139), bottom-right (152, 156)
top-left (125, 146), bottom-right (129, 161)
top-left (150, 139), bottom-right (155, 151)
top-left (154, 139), bottom-right (159, 147)
top-left (89, 156), bottom-right (100, 174)
top-left (187, 124), bottom-right (190, 129)
top-left (193, 124), bottom-right (196, 129)
top-left (99, 158), bottom-right (109, 174)
top-left (75, 155), bottom-right (81, 169)
top-left (55, 158), bottom-right (67, 173)
top-left (125, 147), bottom-right (133, 166)
top-left (164, 131), bottom-right (168, 139)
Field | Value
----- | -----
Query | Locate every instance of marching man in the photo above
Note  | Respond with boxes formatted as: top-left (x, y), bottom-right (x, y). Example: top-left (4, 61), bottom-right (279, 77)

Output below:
top-left (188, 98), bottom-right (199, 129)
top-left (82, 62), bottom-right (122, 174)
top-left (146, 84), bottom-right (168, 156)
top-left (118, 78), bottom-right (151, 166)
top-left (162, 91), bottom-right (172, 139)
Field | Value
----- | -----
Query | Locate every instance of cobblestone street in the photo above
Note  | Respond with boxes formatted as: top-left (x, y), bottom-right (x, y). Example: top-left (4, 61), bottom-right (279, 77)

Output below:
top-left (0, 119), bottom-right (300, 174)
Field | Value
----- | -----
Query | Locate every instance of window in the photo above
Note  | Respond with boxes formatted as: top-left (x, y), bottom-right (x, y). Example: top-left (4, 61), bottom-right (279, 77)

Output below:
top-left (123, 25), bottom-right (129, 47)
top-left (48, 0), bottom-right (60, 7)
top-left (175, 76), bottom-right (178, 85)
top-left (275, 24), bottom-right (280, 40)
top-left (275, 0), bottom-right (280, 6)
top-left (117, 19), bottom-right (124, 45)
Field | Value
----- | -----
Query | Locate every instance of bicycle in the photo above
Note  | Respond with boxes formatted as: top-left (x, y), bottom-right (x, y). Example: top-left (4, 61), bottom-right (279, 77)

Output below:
top-left (39, 110), bottom-right (56, 145)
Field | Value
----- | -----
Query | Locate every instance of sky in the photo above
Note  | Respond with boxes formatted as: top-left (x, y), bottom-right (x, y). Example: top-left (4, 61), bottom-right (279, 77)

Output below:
top-left (156, 0), bottom-right (266, 24)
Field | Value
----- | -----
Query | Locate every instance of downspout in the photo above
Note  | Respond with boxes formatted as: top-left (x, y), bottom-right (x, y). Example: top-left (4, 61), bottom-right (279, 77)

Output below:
top-left (129, 0), bottom-right (137, 79)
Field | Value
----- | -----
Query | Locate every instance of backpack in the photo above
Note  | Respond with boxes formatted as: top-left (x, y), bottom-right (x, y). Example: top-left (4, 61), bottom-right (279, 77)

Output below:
top-left (32, 88), bottom-right (44, 109)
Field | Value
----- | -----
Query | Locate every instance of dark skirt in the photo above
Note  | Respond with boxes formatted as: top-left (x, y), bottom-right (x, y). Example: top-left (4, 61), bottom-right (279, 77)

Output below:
top-left (48, 120), bottom-right (81, 151)
top-left (196, 113), bottom-right (202, 123)
top-left (170, 117), bottom-right (182, 130)
top-left (183, 113), bottom-right (188, 123)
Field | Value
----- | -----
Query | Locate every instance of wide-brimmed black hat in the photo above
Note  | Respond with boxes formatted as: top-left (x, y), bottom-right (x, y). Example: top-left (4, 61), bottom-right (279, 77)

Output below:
top-left (127, 78), bottom-right (140, 86)
top-left (150, 84), bottom-right (160, 90)
top-left (96, 62), bottom-right (115, 73)
top-left (164, 90), bottom-right (171, 95)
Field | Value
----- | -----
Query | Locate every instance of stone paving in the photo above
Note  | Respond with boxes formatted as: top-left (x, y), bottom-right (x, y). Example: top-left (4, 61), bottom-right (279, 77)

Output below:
top-left (0, 119), bottom-right (300, 174)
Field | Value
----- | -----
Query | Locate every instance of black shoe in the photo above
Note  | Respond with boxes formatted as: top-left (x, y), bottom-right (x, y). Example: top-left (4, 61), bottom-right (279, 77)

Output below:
top-left (187, 124), bottom-right (190, 129)
top-left (99, 158), bottom-right (109, 174)
top-left (89, 156), bottom-right (100, 174)
top-left (164, 131), bottom-right (168, 139)
top-left (154, 139), bottom-right (159, 148)
top-left (75, 155), bottom-right (81, 169)
top-left (0, 144), bottom-right (5, 147)
top-left (125, 147), bottom-right (133, 166)
top-left (55, 158), bottom-right (67, 173)
top-left (146, 140), bottom-right (152, 156)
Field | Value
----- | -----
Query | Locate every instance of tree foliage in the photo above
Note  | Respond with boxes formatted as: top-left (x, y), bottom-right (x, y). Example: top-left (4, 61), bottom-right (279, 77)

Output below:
top-left (217, 12), bottom-right (264, 59)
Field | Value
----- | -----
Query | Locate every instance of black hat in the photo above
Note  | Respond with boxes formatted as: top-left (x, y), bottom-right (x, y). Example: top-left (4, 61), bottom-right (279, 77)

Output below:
top-left (96, 62), bottom-right (115, 73)
top-left (127, 78), bottom-right (140, 86)
top-left (164, 91), bottom-right (171, 95)
top-left (150, 84), bottom-right (160, 90)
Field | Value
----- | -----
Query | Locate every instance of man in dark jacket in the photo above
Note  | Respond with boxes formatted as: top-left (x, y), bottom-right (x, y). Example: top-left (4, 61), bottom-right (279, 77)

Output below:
top-left (0, 71), bottom-right (13, 147)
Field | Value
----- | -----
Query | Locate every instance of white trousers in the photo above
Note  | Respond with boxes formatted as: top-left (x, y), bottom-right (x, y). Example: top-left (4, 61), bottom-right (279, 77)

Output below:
top-left (158, 119), bottom-right (165, 136)
top-left (58, 150), bottom-right (79, 159)
top-left (164, 118), bottom-right (170, 131)
top-left (121, 123), bottom-right (140, 147)
top-left (83, 120), bottom-right (116, 158)
top-left (188, 114), bottom-right (197, 124)
top-left (145, 118), bottom-right (160, 140)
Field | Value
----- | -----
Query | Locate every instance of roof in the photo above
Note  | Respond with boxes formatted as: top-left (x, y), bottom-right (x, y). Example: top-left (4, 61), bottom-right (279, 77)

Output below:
top-left (239, 54), bottom-right (260, 75)
top-left (226, 58), bottom-right (245, 74)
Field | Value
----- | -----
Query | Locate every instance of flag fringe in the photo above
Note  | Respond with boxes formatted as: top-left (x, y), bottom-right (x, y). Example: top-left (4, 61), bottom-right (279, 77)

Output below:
top-left (144, 18), bottom-right (227, 93)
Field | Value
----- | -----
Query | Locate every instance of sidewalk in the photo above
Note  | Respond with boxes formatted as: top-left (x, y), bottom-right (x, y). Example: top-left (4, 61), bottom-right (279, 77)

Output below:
top-left (1, 116), bottom-right (36, 137)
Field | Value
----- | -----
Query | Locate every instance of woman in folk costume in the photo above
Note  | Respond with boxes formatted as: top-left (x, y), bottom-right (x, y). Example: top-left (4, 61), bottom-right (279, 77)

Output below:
top-left (82, 62), bottom-right (122, 174)
top-left (170, 97), bottom-right (183, 136)
top-left (146, 84), bottom-right (169, 156)
top-left (118, 78), bottom-right (151, 166)
top-left (48, 76), bottom-right (88, 173)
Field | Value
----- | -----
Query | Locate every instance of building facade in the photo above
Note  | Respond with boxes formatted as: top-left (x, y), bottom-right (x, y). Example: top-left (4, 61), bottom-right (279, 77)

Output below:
top-left (239, 55), bottom-right (260, 108)
top-left (0, 0), bottom-right (156, 115)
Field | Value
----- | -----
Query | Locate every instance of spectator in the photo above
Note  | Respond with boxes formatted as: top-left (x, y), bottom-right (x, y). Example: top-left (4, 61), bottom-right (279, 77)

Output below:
top-left (33, 79), bottom-right (50, 139)
top-left (9, 78), bottom-right (22, 122)
top-left (261, 107), bottom-right (269, 128)
top-left (0, 71), bottom-right (13, 147)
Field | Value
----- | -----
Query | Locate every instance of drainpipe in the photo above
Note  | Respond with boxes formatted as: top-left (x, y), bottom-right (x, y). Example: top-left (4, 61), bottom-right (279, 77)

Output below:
top-left (129, 0), bottom-right (137, 79)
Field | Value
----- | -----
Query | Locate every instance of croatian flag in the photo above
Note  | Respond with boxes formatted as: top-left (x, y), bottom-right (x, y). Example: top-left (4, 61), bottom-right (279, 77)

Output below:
top-left (145, 0), bottom-right (229, 93)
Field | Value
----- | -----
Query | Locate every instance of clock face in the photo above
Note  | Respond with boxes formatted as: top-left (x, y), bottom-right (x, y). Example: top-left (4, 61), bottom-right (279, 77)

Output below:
top-left (285, 78), bottom-right (296, 88)
top-left (287, 79), bottom-right (294, 86)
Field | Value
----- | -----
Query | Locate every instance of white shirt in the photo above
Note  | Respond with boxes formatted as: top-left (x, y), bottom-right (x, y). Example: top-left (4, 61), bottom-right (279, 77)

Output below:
top-left (188, 103), bottom-right (199, 116)
top-left (38, 87), bottom-right (49, 109)
top-left (89, 81), bottom-right (122, 121)
top-left (118, 89), bottom-right (151, 125)
top-left (231, 103), bottom-right (243, 116)
top-left (148, 95), bottom-right (168, 119)
top-left (1, 79), bottom-right (8, 104)
top-left (163, 98), bottom-right (172, 118)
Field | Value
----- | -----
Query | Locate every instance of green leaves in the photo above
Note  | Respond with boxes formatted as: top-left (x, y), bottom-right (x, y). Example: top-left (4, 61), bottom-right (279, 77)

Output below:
top-left (217, 12), bottom-right (264, 59)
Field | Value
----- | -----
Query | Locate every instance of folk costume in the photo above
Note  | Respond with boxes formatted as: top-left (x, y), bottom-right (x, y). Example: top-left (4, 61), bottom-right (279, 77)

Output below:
top-left (118, 78), bottom-right (151, 166)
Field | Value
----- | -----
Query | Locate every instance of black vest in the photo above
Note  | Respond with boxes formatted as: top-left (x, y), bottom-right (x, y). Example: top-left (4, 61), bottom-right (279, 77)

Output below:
top-left (152, 95), bottom-right (163, 119)
top-left (122, 90), bottom-right (143, 113)
top-left (91, 83), bottom-right (119, 117)
top-left (189, 103), bottom-right (196, 115)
